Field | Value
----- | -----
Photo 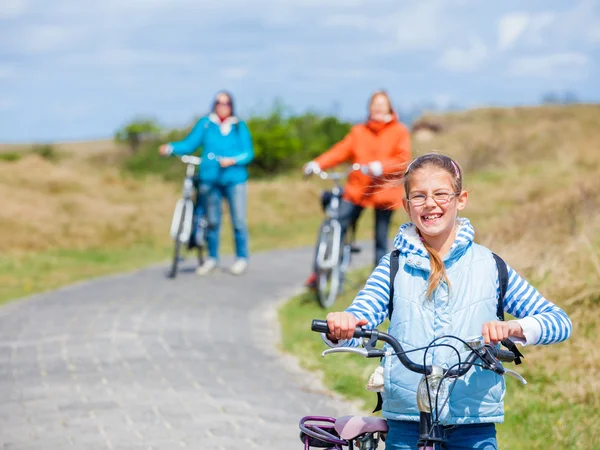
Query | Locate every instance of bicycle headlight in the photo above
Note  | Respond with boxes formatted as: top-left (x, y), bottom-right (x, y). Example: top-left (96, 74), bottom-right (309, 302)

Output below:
top-left (416, 366), bottom-right (448, 414)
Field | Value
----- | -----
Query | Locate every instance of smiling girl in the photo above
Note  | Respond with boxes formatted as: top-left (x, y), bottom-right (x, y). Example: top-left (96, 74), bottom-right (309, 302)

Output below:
top-left (323, 153), bottom-right (572, 449)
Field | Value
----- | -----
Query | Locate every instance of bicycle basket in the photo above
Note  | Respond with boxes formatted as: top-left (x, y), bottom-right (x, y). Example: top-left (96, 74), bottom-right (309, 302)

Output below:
top-left (320, 189), bottom-right (343, 212)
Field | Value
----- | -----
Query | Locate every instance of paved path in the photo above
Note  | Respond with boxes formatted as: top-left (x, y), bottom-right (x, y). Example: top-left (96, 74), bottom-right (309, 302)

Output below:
top-left (0, 246), bottom-right (373, 449)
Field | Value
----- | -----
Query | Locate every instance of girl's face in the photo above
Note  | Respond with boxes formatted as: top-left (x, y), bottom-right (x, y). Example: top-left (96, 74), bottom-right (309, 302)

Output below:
top-left (214, 93), bottom-right (232, 118)
top-left (402, 166), bottom-right (468, 243)
top-left (369, 94), bottom-right (391, 122)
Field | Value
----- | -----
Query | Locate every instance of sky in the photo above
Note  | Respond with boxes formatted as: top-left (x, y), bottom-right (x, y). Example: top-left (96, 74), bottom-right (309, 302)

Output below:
top-left (1, 0), bottom-right (599, 142)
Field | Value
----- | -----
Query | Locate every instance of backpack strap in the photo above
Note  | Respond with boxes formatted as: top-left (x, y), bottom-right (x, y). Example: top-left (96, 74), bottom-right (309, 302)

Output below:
top-left (492, 253), bottom-right (508, 321)
top-left (388, 249), bottom-right (400, 320)
top-left (492, 252), bottom-right (524, 365)
top-left (374, 249), bottom-right (400, 413)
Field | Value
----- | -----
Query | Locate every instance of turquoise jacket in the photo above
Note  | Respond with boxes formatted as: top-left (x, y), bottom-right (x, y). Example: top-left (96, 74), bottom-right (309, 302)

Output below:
top-left (168, 113), bottom-right (254, 185)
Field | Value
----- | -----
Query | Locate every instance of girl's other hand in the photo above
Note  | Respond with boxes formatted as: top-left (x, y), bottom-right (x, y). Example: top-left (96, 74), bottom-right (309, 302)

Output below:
top-left (219, 157), bottom-right (236, 168)
top-left (482, 320), bottom-right (523, 345)
top-left (326, 312), bottom-right (368, 342)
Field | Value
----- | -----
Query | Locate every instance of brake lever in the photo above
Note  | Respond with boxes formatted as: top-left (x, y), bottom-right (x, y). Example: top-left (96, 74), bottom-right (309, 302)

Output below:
top-left (321, 347), bottom-right (387, 358)
top-left (322, 348), bottom-right (369, 357)
top-left (504, 368), bottom-right (528, 385)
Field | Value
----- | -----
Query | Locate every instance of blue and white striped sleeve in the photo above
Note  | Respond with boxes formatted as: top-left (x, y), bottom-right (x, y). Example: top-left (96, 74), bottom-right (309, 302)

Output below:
top-left (322, 254), bottom-right (392, 348)
top-left (502, 264), bottom-right (572, 346)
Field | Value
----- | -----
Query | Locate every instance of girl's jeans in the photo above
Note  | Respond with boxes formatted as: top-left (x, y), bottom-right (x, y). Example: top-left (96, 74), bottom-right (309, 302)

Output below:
top-left (386, 420), bottom-right (497, 450)
top-left (201, 182), bottom-right (248, 261)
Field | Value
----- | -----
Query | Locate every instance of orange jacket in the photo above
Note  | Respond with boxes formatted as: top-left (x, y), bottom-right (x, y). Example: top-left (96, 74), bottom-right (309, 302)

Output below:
top-left (314, 117), bottom-right (411, 209)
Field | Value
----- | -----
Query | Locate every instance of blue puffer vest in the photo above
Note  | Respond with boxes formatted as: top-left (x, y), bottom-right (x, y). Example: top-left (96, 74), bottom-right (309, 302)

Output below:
top-left (382, 219), bottom-right (505, 425)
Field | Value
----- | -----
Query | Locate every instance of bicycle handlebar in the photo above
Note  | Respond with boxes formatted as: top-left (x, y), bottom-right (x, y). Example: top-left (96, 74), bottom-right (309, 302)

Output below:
top-left (305, 162), bottom-right (370, 180)
top-left (311, 319), bottom-right (519, 378)
top-left (181, 155), bottom-right (201, 166)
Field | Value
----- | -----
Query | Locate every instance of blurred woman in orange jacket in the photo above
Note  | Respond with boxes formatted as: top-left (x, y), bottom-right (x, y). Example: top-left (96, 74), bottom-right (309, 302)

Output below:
top-left (303, 91), bottom-right (411, 287)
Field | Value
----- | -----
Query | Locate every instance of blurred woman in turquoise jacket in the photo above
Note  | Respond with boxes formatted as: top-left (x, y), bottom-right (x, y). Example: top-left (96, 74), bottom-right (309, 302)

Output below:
top-left (159, 91), bottom-right (254, 275)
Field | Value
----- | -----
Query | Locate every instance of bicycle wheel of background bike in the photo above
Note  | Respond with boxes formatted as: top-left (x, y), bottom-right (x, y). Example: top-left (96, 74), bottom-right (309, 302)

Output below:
top-left (316, 265), bottom-right (341, 309)
top-left (315, 226), bottom-right (341, 308)
top-left (167, 206), bottom-right (187, 279)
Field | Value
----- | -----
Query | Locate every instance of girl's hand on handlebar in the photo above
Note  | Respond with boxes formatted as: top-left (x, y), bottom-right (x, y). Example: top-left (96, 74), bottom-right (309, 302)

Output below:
top-left (158, 144), bottom-right (171, 156)
top-left (482, 320), bottom-right (524, 345)
top-left (326, 312), bottom-right (368, 342)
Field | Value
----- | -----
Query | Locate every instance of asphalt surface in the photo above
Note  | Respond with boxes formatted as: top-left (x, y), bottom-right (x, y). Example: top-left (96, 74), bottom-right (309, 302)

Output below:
top-left (0, 246), bottom-right (373, 449)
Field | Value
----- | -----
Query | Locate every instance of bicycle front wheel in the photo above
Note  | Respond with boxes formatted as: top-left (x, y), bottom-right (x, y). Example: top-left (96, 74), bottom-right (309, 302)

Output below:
top-left (315, 221), bottom-right (341, 308)
top-left (167, 205), bottom-right (187, 279)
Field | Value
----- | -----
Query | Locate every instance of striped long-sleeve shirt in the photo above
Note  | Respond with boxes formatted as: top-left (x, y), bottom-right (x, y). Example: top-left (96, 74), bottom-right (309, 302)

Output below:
top-left (340, 219), bottom-right (572, 347)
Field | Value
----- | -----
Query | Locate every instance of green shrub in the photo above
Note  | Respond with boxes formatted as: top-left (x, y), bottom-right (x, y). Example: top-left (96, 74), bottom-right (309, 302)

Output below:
top-left (30, 144), bottom-right (59, 162)
top-left (119, 106), bottom-right (354, 180)
top-left (0, 152), bottom-right (22, 162)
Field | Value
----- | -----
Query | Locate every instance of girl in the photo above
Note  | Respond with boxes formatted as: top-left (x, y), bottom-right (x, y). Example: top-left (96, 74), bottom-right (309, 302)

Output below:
top-left (324, 153), bottom-right (572, 449)
top-left (160, 91), bottom-right (254, 276)
top-left (303, 91), bottom-right (411, 288)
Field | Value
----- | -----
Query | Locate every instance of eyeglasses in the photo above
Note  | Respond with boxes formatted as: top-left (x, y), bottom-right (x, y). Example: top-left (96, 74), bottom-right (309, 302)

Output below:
top-left (215, 101), bottom-right (232, 107)
top-left (406, 192), bottom-right (460, 207)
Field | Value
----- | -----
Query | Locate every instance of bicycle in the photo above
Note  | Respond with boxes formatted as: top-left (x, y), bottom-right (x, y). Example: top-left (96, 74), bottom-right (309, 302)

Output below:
top-left (299, 319), bottom-right (527, 450)
top-left (167, 155), bottom-right (207, 278)
top-left (305, 164), bottom-right (368, 308)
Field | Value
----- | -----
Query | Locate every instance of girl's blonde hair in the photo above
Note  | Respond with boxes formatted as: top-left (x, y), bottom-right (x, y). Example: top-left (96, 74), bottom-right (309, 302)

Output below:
top-left (403, 153), bottom-right (463, 299)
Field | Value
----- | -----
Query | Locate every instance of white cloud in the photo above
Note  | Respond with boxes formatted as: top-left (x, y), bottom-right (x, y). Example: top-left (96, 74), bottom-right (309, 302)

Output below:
top-left (0, 0), bottom-right (29, 19)
top-left (497, 12), bottom-right (555, 51)
top-left (63, 49), bottom-right (197, 69)
top-left (508, 53), bottom-right (589, 79)
top-left (20, 24), bottom-right (74, 53)
top-left (432, 94), bottom-right (453, 110)
top-left (498, 13), bottom-right (529, 51)
top-left (321, 1), bottom-right (448, 52)
top-left (439, 39), bottom-right (487, 72)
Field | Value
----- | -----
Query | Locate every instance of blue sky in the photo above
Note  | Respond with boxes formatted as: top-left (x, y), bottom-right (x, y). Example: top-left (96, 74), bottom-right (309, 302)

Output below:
top-left (1, 0), bottom-right (599, 142)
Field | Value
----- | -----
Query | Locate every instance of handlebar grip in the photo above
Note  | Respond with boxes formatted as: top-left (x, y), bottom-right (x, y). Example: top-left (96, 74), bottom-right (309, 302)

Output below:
top-left (311, 320), bottom-right (331, 334)
top-left (311, 319), bottom-right (371, 339)
top-left (495, 348), bottom-right (517, 363)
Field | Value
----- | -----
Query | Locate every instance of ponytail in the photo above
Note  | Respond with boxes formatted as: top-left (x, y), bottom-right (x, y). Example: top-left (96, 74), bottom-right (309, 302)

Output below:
top-left (418, 230), bottom-right (451, 299)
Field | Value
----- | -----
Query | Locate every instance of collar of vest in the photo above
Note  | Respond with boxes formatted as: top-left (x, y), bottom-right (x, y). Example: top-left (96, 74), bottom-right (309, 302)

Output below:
top-left (393, 217), bottom-right (475, 272)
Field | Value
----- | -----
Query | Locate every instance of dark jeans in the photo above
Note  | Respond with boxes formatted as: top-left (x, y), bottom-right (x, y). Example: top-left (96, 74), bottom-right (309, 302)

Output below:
top-left (313, 199), bottom-right (393, 271)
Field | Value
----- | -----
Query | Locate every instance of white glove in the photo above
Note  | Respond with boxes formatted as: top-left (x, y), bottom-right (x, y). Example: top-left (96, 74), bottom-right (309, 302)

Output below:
top-left (304, 161), bottom-right (321, 175)
top-left (368, 161), bottom-right (383, 177)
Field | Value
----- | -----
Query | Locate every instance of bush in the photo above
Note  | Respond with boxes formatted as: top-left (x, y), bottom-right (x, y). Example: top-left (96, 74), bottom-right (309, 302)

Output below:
top-left (118, 107), bottom-right (354, 180)
top-left (30, 144), bottom-right (59, 162)
top-left (0, 152), bottom-right (22, 162)
top-left (114, 117), bottom-right (162, 153)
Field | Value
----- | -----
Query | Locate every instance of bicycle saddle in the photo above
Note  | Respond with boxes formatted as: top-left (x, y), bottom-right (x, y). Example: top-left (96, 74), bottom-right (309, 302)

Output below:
top-left (334, 415), bottom-right (389, 440)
